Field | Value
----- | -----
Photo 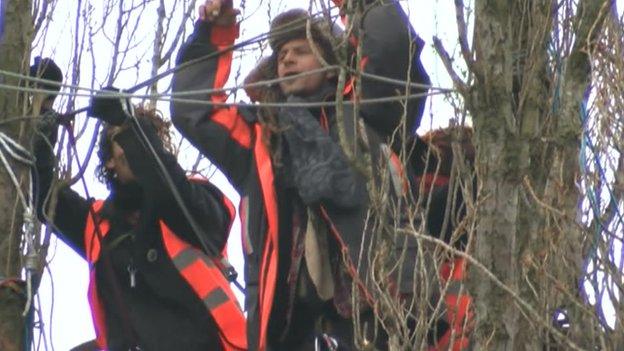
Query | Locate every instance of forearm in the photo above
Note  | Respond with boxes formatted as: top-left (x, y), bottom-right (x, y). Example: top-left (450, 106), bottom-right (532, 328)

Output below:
top-left (172, 20), bottom-right (252, 190)
top-left (31, 114), bottom-right (89, 256)
top-left (173, 19), bottom-right (238, 117)
top-left (339, 1), bottom-right (431, 137)
top-left (34, 167), bottom-right (90, 257)
top-left (116, 118), bottom-right (231, 254)
top-left (160, 180), bottom-right (232, 255)
top-left (114, 117), bottom-right (187, 202)
top-left (362, 1), bottom-right (430, 131)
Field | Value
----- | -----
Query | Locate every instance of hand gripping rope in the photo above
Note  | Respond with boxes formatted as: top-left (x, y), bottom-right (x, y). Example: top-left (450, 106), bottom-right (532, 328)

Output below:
top-left (57, 94), bottom-right (244, 293)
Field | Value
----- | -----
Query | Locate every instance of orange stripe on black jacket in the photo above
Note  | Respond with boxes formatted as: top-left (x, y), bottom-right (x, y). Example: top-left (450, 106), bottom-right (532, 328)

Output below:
top-left (172, 2), bottom-right (432, 348)
top-left (84, 200), bottom-right (247, 351)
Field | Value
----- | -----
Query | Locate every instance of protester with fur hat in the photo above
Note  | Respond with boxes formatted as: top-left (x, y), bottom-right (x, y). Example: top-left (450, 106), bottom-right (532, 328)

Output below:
top-left (32, 93), bottom-right (246, 350)
top-left (244, 3), bottom-right (430, 141)
top-left (172, 0), bottom-right (430, 350)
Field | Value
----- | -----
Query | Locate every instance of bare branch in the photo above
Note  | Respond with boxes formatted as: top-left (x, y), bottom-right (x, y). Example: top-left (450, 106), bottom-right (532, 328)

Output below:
top-left (432, 36), bottom-right (468, 94)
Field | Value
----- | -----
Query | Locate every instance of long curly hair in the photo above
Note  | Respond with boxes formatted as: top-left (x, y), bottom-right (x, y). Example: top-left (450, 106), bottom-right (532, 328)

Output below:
top-left (95, 105), bottom-right (174, 187)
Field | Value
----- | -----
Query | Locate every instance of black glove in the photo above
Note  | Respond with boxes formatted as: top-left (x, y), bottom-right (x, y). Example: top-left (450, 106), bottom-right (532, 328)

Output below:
top-left (32, 110), bottom-right (61, 169)
top-left (278, 97), bottom-right (363, 208)
top-left (88, 86), bottom-right (130, 125)
top-left (34, 110), bottom-right (60, 146)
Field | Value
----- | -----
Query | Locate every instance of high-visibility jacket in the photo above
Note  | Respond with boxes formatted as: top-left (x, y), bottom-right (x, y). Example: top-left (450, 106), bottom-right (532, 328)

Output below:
top-left (417, 175), bottom-right (473, 351)
top-left (84, 200), bottom-right (247, 351)
top-left (408, 125), bottom-right (474, 351)
top-left (172, 3), bottom-right (428, 349)
top-left (430, 258), bottom-right (473, 351)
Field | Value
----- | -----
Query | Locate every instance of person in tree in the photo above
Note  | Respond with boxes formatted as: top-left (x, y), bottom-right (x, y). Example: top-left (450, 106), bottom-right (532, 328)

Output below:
top-left (32, 92), bottom-right (247, 351)
top-left (171, 0), bottom-right (430, 349)
top-left (29, 56), bottom-right (63, 117)
top-left (412, 126), bottom-right (476, 350)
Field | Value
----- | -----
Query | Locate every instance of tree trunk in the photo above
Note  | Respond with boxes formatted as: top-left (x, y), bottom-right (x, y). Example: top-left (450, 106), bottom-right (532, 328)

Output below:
top-left (466, 0), bottom-right (610, 350)
top-left (468, 1), bottom-right (533, 348)
top-left (0, 0), bottom-right (33, 350)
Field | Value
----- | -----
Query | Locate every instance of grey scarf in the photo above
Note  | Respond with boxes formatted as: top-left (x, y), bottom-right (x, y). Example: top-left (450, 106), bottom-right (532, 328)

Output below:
top-left (278, 94), bottom-right (361, 209)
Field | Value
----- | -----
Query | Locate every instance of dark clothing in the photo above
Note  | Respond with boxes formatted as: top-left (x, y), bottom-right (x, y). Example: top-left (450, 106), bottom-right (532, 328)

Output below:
top-left (355, 0), bottom-right (431, 137)
top-left (406, 129), bottom-right (476, 350)
top-left (171, 2), bottom-right (429, 350)
top-left (33, 115), bottom-right (234, 351)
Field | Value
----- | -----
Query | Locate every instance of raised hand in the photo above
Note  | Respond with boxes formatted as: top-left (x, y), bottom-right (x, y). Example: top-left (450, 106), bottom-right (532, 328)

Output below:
top-left (198, 0), bottom-right (240, 26)
top-left (88, 87), bottom-right (130, 126)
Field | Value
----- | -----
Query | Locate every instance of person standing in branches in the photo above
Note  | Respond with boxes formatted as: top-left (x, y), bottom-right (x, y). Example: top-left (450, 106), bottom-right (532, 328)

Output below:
top-left (32, 93), bottom-right (247, 350)
top-left (29, 57), bottom-right (63, 118)
top-left (171, 0), bottom-right (430, 349)
top-left (412, 126), bottom-right (476, 351)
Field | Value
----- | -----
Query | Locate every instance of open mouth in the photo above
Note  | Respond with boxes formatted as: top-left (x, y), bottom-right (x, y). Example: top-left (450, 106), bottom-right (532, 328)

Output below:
top-left (282, 72), bottom-right (300, 79)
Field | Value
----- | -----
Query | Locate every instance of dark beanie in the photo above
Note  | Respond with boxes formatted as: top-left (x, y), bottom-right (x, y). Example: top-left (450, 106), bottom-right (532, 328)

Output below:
top-left (29, 57), bottom-right (63, 95)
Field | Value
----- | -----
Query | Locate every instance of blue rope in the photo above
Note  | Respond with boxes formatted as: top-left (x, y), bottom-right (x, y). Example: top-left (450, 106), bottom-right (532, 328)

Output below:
top-left (571, 4), bottom-right (624, 325)
top-left (578, 77), bottom-right (624, 329)
top-left (0, 0), bottom-right (5, 42)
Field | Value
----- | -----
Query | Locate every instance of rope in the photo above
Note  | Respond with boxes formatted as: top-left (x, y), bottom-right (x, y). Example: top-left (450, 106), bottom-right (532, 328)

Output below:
top-left (579, 96), bottom-right (624, 328)
top-left (0, 4), bottom-right (445, 299)
top-left (0, 74), bottom-right (444, 109)
top-left (120, 100), bottom-right (245, 291)
top-left (549, 8), bottom-right (624, 329)
top-left (0, 131), bottom-right (40, 322)
top-left (0, 132), bottom-right (34, 209)
top-left (63, 120), bottom-right (142, 346)
top-left (0, 7), bottom-right (345, 98)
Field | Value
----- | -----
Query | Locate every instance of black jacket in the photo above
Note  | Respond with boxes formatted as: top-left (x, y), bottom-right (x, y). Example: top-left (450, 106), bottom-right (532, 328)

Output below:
top-left (171, 3), bottom-right (429, 350)
top-left (33, 113), bottom-right (233, 351)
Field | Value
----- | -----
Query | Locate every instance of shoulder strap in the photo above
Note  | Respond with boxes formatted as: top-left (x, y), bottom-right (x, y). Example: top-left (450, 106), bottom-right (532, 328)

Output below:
top-left (84, 200), bottom-right (109, 263)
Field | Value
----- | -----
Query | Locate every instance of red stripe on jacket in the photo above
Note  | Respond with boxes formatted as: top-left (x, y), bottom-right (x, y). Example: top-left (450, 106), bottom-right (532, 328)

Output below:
top-left (253, 124), bottom-right (279, 351)
top-left (84, 200), bottom-right (247, 350)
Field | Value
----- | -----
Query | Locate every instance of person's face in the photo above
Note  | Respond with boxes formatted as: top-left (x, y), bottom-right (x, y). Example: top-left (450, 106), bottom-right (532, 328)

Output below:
top-left (104, 128), bottom-right (136, 184)
top-left (276, 38), bottom-right (330, 96)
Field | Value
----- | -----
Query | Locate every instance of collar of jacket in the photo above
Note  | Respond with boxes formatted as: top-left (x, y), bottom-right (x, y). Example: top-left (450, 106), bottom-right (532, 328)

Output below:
top-left (287, 82), bottom-right (336, 110)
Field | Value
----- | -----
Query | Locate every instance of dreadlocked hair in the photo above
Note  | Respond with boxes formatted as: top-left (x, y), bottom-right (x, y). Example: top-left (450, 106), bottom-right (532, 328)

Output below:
top-left (95, 104), bottom-right (174, 187)
top-left (244, 9), bottom-right (344, 167)
top-left (257, 74), bottom-right (288, 167)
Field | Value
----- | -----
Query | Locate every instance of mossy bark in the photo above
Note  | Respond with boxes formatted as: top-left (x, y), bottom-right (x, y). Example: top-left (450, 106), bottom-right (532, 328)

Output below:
top-left (465, 0), bottom-right (609, 349)
top-left (0, 0), bottom-right (33, 350)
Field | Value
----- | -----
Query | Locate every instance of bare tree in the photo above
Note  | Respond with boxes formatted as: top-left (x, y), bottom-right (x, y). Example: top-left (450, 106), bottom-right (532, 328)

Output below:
top-left (0, 0), bottom-right (33, 350)
top-left (337, 0), bottom-right (624, 350)
top-left (368, 0), bottom-right (623, 350)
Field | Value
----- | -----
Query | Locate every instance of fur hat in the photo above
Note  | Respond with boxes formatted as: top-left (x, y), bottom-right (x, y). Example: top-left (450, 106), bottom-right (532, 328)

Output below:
top-left (243, 56), bottom-right (278, 102)
top-left (268, 9), bottom-right (341, 58)
top-left (244, 9), bottom-right (343, 101)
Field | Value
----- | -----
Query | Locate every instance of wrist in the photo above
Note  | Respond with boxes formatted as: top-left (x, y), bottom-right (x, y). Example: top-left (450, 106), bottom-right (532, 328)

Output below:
top-left (210, 22), bottom-right (239, 46)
